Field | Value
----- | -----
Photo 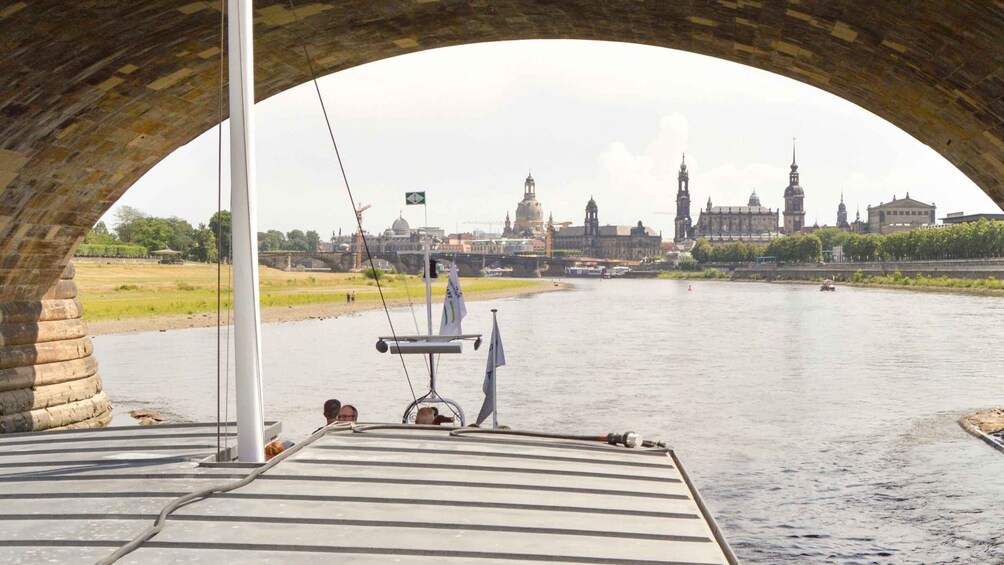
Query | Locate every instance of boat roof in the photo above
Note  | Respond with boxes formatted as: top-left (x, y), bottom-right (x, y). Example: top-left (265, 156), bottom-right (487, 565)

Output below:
top-left (0, 422), bottom-right (736, 564)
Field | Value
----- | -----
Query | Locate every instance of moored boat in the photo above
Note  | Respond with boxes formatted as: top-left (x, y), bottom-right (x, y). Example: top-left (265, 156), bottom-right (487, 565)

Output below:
top-left (820, 279), bottom-right (836, 291)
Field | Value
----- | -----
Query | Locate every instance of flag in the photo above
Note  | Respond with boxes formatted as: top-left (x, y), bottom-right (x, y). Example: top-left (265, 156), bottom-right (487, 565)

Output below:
top-left (405, 191), bottom-right (426, 205)
top-left (439, 264), bottom-right (467, 335)
top-left (476, 316), bottom-right (506, 426)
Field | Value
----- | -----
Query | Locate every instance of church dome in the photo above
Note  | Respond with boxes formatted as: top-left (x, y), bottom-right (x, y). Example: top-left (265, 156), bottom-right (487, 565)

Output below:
top-left (784, 184), bottom-right (804, 197)
top-left (391, 214), bottom-right (410, 235)
top-left (748, 189), bottom-right (761, 207)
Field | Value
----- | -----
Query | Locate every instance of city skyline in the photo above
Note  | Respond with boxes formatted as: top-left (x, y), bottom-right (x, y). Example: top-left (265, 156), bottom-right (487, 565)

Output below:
top-left (103, 40), bottom-right (1002, 238)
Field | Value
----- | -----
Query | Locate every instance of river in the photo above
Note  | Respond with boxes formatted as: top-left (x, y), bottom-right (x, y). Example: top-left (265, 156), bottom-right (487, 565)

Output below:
top-left (92, 279), bottom-right (1004, 564)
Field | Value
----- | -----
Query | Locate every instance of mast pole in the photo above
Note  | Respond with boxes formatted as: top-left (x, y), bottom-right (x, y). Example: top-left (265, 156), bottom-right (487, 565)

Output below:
top-left (229, 0), bottom-right (265, 464)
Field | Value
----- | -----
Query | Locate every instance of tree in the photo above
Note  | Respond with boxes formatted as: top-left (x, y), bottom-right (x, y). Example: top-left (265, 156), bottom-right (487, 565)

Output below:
top-left (691, 239), bottom-right (712, 263)
top-left (209, 210), bottom-right (232, 262)
top-left (305, 230), bottom-right (321, 252)
top-left (190, 223), bottom-right (219, 263)
top-left (286, 229), bottom-right (308, 251)
top-left (113, 206), bottom-right (148, 243)
top-left (259, 230), bottom-right (287, 252)
top-left (83, 221), bottom-right (118, 245)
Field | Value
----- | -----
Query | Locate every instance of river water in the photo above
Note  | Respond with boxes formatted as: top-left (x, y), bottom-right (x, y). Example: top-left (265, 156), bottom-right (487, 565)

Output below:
top-left (92, 279), bottom-right (1004, 564)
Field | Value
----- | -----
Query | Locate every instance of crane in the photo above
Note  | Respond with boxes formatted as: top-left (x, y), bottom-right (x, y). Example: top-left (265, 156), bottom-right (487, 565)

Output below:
top-left (354, 203), bottom-right (371, 270)
top-left (462, 220), bottom-right (503, 236)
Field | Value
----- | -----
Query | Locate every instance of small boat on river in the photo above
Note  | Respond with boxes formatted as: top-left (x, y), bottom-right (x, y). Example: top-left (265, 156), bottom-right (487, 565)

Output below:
top-left (565, 265), bottom-right (606, 278)
top-left (821, 279), bottom-right (836, 291)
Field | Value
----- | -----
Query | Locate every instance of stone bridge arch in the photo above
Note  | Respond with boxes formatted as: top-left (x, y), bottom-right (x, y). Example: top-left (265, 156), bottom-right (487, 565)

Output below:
top-left (1, 1), bottom-right (1003, 430)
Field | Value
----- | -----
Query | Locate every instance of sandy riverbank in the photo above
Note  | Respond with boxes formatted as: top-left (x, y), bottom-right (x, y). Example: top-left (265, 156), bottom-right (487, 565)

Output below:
top-left (86, 281), bottom-right (566, 336)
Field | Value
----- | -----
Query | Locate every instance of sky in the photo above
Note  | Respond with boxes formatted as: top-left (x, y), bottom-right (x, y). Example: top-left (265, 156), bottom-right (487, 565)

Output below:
top-left (108, 39), bottom-right (1002, 239)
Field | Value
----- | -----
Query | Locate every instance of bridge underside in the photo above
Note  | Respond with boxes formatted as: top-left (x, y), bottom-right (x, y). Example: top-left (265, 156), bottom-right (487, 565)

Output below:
top-left (0, 1), bottom-right (1002, 431)
top-left (1, 1), bottom-right (1003, 301)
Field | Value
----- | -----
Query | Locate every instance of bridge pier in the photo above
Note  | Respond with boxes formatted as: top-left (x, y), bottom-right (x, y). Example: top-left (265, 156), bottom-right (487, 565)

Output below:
top-left (0, 263), bottom-right (112, 433)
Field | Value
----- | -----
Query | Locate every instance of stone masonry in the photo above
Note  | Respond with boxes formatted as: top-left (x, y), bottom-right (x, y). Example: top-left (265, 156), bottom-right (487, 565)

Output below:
top-left (0, 1), bottom-right (1002, 429)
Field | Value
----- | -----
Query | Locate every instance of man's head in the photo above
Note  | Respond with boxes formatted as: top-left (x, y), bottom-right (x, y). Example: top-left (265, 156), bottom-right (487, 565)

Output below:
top-left (415, 407), bottom-right (435, 425)
top-left (323, 399), bottom-right (342, 424)
top-left (336, 405), bottom-right (358, 423)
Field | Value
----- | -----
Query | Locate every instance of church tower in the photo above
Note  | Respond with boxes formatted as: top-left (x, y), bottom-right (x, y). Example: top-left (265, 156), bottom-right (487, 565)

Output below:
top-left (674, 154), bottom-right (692, 242)
top-left (585, 196), bottom-right (599, 237)
top-left (782, 140), bottom-right (806, 234)
top-left (836, 192), bottom-right (849, 230)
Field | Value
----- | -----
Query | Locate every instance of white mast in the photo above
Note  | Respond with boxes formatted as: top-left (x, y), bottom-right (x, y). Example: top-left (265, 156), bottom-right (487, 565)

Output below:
top-left (229, 0), bottom-right (265, 463)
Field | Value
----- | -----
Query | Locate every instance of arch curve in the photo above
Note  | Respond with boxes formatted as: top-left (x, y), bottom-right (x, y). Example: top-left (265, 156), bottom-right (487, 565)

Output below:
top-left (1, 1), bottom-right (1003, 299)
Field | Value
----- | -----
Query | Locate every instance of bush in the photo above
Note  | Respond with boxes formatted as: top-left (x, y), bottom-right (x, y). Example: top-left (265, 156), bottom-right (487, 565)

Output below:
top-left (678, 257), bottom-right (698, 271)
top-left (75, 243), bottom-right (148, 258)
top-left (363, 267), bottom-right (384, 280)
top-left (175, 281), bottom-right (196, 291)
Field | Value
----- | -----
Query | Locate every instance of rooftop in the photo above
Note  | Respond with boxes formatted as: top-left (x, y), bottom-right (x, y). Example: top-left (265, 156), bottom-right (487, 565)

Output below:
top-left (0, 422), bottom-right (735, 564)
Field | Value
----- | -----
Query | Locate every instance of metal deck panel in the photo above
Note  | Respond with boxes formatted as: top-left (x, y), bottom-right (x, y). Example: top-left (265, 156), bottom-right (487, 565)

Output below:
top-left (0, 423), bottom-right (734, 564)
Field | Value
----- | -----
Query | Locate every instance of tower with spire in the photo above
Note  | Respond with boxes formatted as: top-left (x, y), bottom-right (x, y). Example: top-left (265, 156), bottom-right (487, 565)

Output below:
top-left (674, 154), bottom-right (692, 242)
top-left (513, 171), bottom-right (545, 237)
top-left (782, 139), bottom-right (806, 234)
top-left (836, 192), bottom-right (849, 230)
top-left (502, 211), bottom-right (513, 237)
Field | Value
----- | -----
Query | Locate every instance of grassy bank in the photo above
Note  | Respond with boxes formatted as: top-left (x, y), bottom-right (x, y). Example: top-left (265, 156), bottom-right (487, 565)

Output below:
top-left (657, 269), bottom-right (731, 280)
top-left (75, 263), bottom-right (548, 321)
top-left (656, 267), bottom-right (1004, 294)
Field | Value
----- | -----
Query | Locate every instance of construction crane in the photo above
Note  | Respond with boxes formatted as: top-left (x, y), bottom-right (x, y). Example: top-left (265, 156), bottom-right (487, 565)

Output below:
top-left (354, 203), bottom-right (372, 270)
top-left (462, 220), bottom-right (503, 236)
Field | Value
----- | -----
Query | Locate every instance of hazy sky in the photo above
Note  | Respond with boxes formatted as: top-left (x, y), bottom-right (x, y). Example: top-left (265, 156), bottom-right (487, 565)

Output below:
top-left (110, 40), bottom-right (1001, 239)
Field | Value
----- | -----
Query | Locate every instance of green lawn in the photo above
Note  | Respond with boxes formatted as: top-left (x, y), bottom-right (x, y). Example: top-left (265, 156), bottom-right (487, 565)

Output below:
top-left (75, 263), bottom-right (543, 320)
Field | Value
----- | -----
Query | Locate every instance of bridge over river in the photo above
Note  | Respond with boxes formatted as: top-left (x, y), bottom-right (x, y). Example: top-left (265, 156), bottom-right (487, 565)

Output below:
top-left (258, 251), bottom-right (627, 277)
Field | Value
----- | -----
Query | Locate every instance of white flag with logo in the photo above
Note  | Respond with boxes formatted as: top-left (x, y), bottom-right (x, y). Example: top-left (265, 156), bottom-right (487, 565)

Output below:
top-left (439, 264), bottom-right (467, 335)
top-left (476, 317), bottom-right (506, 426)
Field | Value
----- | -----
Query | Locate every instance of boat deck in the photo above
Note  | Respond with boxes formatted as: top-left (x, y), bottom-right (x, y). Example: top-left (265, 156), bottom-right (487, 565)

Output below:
top-left (0, 422), bottom-right (736, 564)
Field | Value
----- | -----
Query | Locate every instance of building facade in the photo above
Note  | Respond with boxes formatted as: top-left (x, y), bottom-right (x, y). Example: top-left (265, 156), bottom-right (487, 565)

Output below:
top-left (693, 190), bottom-right (780, 243)
top-left (674, 155), bottom-right (693, 242)
top-left (865, 194), bottom-right (936, 234)
top-left (551, 197), bottom-right (662, 259)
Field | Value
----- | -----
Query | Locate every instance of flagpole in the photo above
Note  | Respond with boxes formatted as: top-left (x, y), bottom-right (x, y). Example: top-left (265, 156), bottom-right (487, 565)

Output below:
top-left (491, 308), bottom-right (498, 429)
top-left (423, 200), bottom-right (435, 390)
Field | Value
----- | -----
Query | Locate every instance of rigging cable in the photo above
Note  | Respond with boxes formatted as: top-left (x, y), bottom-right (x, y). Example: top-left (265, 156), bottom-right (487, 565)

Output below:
top-left (285, 0), bottom-right (417, 404)
top-left (214, 0), bottom-right (226, 461)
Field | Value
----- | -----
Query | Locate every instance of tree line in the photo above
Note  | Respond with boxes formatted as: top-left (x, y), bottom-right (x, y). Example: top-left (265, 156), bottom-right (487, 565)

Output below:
top-left (78, 206), bottom-right (322, 262)
top-left (689, 219), bottom-right (1004, 264)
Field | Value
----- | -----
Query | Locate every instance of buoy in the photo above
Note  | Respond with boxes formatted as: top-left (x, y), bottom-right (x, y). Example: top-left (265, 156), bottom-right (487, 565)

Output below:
top-left (688, 284), bottom-right (692, 291)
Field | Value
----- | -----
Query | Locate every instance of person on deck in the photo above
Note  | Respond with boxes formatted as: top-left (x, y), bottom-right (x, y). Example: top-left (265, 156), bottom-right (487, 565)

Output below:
top-left (415, 407), bottom-right (436, 425)
top-left (313, 398), bottom-right (342, 433)
top-left (336, 404), bottom-right (358, 423)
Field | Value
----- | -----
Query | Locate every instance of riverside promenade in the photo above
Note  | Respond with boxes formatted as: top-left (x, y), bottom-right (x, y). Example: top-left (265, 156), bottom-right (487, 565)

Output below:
top-left (731, 258), bottom-right (1004, 281)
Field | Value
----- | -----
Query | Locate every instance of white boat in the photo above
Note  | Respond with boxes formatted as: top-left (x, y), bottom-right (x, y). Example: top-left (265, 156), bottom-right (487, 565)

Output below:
top-left (609, 265), bottom-right (632, 277)
top-left (821, 279), bottom-right (836, 291)
top-left (480, 266), bottom-right (513, 277)
top-left (0, 3), bottom-right (737, 563)
top-left (565, 265), bottom-right (606, 277)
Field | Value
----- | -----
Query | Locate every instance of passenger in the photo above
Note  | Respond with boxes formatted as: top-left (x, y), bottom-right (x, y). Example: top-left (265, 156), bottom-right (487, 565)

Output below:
top-left (336, 404), bottom-right (358, 423)
top-left (313, 398), bottom-right (341, 433)
top-left (264, 440), bottom-right (285, 461)
top-left (323, 398), bottom-right (342, 425)
top-left (433, 414), bottom-right (454, 425)
top-left (415, 406), bottom-right (436, 425)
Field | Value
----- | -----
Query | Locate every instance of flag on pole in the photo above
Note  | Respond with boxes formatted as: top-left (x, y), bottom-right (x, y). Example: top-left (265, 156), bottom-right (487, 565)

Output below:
top-left (405, 191), bottom-right (426, 205)
top-left (439, 264), bottom-right (467, 335)
top-left (476, 316), bottom-right (506, 426)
